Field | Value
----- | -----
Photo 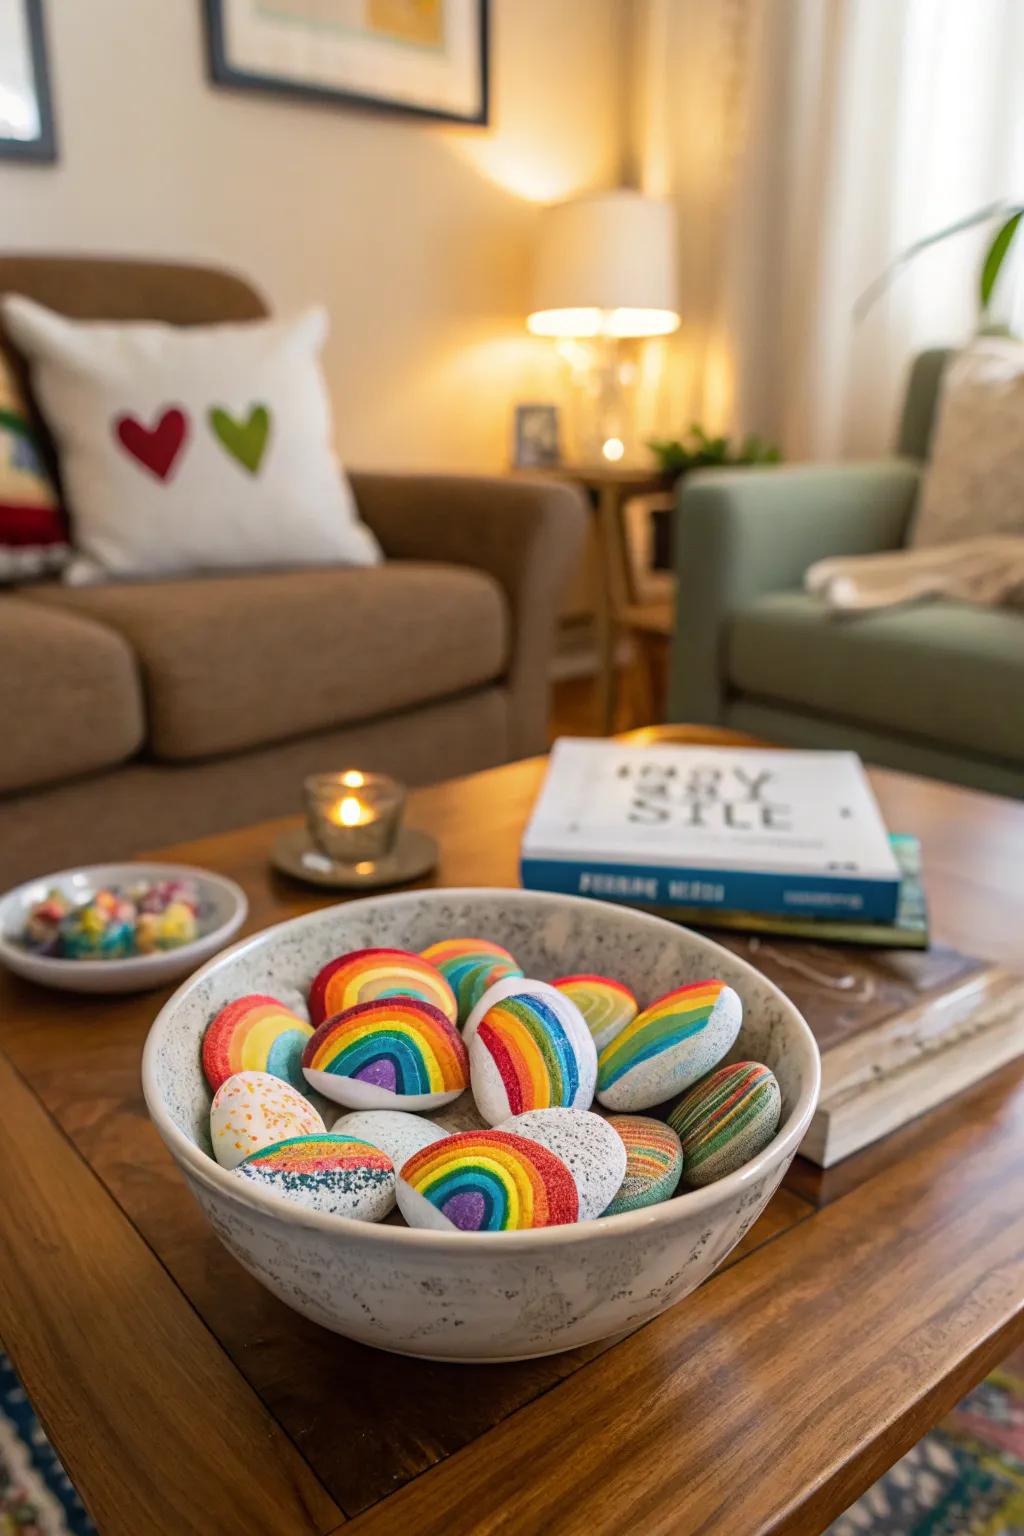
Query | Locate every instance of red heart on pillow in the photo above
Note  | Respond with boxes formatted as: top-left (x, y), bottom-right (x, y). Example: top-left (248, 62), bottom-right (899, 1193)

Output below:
top-left (115, 407), bottom-right (188, 480)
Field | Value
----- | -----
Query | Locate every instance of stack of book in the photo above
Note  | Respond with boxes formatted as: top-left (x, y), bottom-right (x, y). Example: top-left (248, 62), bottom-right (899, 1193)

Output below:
top-left (520, 738), bottom-right (1024, 1167)
top-left (521, 738), bottom-right (921, 945)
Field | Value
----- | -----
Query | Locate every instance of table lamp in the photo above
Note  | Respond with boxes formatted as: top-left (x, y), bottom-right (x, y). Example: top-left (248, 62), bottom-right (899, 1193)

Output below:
top-left (527, 190), bottom-right (680, 464)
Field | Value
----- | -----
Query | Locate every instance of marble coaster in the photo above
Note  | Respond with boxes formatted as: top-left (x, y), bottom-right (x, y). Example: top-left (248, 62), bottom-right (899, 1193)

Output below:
top-left (270, 825), bottom-right (439, 891)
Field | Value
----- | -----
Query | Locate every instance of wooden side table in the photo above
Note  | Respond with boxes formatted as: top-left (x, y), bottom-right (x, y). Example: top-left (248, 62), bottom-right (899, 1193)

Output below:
top-left (514, 463), bottom-right (675, 731)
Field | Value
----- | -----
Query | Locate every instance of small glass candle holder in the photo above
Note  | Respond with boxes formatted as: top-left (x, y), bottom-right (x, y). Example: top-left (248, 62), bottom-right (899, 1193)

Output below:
top-left (303, 771), bottom-right (406, 867)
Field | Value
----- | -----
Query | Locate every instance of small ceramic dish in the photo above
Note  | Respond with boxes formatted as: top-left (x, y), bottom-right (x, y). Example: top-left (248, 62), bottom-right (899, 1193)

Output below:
top-left (143, 887), bottom-right (820, 1361)
top-left (0, 862), bottom-right (248, 994)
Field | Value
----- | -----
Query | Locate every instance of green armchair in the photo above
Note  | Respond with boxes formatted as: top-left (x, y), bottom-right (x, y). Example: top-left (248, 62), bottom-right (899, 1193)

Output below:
top-left (667, 352), bottom-right (1024, 796)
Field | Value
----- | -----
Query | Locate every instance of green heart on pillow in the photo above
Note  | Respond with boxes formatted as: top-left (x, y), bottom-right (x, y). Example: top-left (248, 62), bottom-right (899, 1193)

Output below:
top-left (209, 404), bottom-right (271, 474)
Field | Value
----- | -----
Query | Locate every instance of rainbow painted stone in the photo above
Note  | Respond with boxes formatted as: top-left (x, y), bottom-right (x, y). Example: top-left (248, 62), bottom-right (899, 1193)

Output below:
top-left (210, 1069), bottom-right (324, 1170)
top-left (497, 1107), bottom-right (627, 1220)
top-left (308, 947), bottom-right (457, 1027)
top-left (233, 1133), bottom-right (395, 1221)
top-left (202, 994), bottom-right (313, 1093)
top-left (396, 1128), bottom-right (579, 1231)
top-left (419, 937), bottom-right (523, 1026)
top-left (668, 1060), bottom-right (781, 1186)
top-left (301, 997), bottom-right (469, 1110)
top-left (467, 979), bottom-right (597, 1126)
top-left (552, 973), bottom-right (638, 1051)
top-left (602, 1115), bottom-right (684, 1216)
top-left (596, 979), bottom-right (743, 1112)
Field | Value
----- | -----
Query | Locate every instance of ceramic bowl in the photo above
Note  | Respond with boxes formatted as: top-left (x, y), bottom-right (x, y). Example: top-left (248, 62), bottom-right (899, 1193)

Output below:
top-left (143, 888), bottom-right (820, 1362)
top-left (0, 862), bottom-right (248, 994)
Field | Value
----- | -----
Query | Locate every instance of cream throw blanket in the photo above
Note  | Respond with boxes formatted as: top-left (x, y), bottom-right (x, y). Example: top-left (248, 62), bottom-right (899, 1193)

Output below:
top-left (805, 536), bottom-right (1024, 613)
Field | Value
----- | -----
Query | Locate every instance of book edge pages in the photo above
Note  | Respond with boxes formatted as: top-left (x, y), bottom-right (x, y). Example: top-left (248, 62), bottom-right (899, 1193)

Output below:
top-left (801, 967), bottom-right (1024, 1166)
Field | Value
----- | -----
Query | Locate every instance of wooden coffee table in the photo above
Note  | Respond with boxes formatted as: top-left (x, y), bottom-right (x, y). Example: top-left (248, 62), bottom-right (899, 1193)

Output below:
top-left (2, 730), bottom-right (1022, 1536)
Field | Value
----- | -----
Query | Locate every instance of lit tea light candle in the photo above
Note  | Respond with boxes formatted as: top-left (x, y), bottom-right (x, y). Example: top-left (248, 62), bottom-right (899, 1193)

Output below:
top-left (304, 771), bottom-right (406, 866)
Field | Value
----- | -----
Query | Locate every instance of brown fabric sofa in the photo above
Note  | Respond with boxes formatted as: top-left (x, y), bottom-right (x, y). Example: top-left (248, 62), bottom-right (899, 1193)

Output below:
top-left (0, 257), bottom-right (585, 884)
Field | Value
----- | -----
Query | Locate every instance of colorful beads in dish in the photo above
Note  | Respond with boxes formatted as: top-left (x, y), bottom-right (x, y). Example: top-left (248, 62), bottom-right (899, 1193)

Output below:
top-left (596, 979), bottom-right (742, 1112)
top-left (202, 994), bottom-right (313, 1092)
top-left (396, 1129), bottom-right (579, 1231)
top-left (602, 1115), bottom-right (684, 1216)
top-left (667, 1061), bottom-right (781, 1186)
top-left (308, 947), bottom-right (456, 1026)
top-left (234, 1133), bottom-right (395, 1221)
top-left (302, 997), bottom-right (469, 1110)
top-left (552, 973), bottom-right (637, 1051)
top-left (419, 937), bottom-right (523, 1025)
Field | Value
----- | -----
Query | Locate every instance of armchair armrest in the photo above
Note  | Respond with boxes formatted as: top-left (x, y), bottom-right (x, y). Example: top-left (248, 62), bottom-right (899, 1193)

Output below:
top-left (668, 459), bottom-right (922, 723)
top-left (349, 472), bottom-right (586, 758)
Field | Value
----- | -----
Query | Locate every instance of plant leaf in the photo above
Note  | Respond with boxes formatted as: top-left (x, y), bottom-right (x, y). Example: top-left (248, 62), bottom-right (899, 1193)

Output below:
top-left (980, 210), bottom-right (1023, 310)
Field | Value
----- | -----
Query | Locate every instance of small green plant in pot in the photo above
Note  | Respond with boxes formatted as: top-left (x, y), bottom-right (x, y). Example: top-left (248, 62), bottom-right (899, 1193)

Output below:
top-left (646, 425), bottom-right (782, 569)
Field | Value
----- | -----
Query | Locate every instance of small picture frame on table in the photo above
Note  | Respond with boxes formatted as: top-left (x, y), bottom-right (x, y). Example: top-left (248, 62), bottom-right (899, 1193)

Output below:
top-left (513, 403), bottom-right (561, 469)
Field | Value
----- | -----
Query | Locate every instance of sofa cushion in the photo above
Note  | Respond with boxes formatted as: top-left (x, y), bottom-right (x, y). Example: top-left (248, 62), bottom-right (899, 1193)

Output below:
top-left (27, 563), bottom-right (508, 761)
top-left (0, 595), bottom-right (144, 793)
top-left (727, 591), bottom-right (1024, 763)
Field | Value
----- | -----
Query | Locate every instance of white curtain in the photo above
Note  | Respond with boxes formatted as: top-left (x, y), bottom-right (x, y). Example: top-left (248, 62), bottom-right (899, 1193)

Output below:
top-left (632, 0), bottom-right (1024, 459)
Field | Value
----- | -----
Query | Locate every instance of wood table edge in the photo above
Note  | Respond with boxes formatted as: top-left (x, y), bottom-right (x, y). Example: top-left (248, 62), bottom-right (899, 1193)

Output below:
top-left (0, 1047), bottom-right (342, 1536)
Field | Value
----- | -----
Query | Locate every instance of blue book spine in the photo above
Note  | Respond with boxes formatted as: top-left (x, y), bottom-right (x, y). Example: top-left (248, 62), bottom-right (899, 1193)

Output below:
top-left (520, 856), bottom-right (901, 923)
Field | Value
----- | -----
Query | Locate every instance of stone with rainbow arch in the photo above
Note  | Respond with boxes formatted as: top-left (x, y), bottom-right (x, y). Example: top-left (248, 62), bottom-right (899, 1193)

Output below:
top-left (596, 979), bottom-right (743, 1113)
top-left (202, 993), bottom-right (313, 1093)
top-left (301, 996), bottom-right (469, 1111)
top-left (308, 946), bottom-right (457, 1027)
top-left (396, 1128), bottom-right (579, 1231)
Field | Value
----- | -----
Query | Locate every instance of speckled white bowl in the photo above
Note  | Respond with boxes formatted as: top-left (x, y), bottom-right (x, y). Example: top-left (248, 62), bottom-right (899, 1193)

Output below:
top-left (142, 889), bottom-right (820, 1362)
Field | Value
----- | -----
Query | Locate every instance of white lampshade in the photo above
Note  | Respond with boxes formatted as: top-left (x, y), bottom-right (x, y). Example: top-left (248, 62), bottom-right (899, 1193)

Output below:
top-left (528, 190), bottom-right (680, 339)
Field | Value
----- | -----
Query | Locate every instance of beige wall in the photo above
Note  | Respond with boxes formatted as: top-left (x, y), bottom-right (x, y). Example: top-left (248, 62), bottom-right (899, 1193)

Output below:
top-left (0, 0), bottom-right (625, 471)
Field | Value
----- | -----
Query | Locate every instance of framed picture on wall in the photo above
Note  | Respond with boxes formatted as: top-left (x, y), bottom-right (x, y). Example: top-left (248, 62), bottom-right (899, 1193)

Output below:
top-left (204, 0), bottom-right (489, 126)
top-left (0, 0), bottom-right (56, 162)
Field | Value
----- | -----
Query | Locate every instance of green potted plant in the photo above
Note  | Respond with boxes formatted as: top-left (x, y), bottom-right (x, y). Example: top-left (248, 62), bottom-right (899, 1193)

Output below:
top-left (855, 201), bottom-right (1022, 329)
top-left (646, 425), bottom-right (781, 568)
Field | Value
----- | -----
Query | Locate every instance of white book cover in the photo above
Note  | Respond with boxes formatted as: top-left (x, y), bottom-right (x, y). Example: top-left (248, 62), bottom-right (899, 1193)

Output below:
top-left (521, 740), bottom-right (900, 917)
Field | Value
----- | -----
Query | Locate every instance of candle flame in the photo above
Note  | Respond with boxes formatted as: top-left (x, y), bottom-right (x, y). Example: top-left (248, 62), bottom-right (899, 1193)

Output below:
top-left (338, 796), bottom-right (365, 826)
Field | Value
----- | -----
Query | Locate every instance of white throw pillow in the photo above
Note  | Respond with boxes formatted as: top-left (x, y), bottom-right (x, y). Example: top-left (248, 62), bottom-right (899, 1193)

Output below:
top-left (911, 336), bottom-right (1024, 548)
top-left (1, 296), bottom-right (380, 581)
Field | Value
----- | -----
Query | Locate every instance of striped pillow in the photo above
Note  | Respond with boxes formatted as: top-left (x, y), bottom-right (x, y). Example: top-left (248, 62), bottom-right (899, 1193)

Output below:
top-left (0, 351), bottom-right (67, 582)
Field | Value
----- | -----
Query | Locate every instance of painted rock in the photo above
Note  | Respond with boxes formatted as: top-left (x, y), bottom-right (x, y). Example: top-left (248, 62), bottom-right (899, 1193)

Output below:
top-left (396, 1128), bottom-right (579, 1231)
top-left (602, 1115), bottom-right (684, 1216)
top-left (308, 947), bottom-right (456, 1027)
top-left (596, 979), bottom-right (743, 1112)
top-left (467, 979), bottom-right (597, 1126)
top-left (234, 1133), bottom-right (395, 1221)
top-left (668, 1061), bottom-right (782, 1186)
top-left (202, 994), bottom-right (313, 1093)
top-left (331, 1108), bottom-right (449, 1169)
top-left (552, 974), bottom-right (638, 1051)
top-left (419, 937), bottom-right (523, 1026)
top-left (301, 997), bottom-right (469, 1110)
top-left (497, 1107), bottom-right (627, 1220)
top-left (210, 1069), bottom-right (324, 1171)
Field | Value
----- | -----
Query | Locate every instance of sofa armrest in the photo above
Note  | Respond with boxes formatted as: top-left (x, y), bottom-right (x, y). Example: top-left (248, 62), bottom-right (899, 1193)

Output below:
top-left (349, 472), bottom-right (586, 759)
top-left (668, 459), bottom-right (922, 723)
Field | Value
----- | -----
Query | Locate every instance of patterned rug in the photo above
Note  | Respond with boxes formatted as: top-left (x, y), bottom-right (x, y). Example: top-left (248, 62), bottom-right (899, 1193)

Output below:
top-left (1, 1343), bottom-right (1021, 1533)
top-left (828, 1345), bottom-right (1024, 1536)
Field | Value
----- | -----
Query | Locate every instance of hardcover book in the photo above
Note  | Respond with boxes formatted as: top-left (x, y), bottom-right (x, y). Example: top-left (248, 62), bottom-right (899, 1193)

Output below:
top-left (709, 932), bottom-right (1024, 1166)
top-left (521, 739), bottom-right (902, 923)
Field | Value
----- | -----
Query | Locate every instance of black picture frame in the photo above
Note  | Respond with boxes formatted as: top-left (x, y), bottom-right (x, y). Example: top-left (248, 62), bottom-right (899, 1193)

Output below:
top-left (203, 0), bottom-right (489, 127)
top-left (0, 0), bottom-right (57, 163)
